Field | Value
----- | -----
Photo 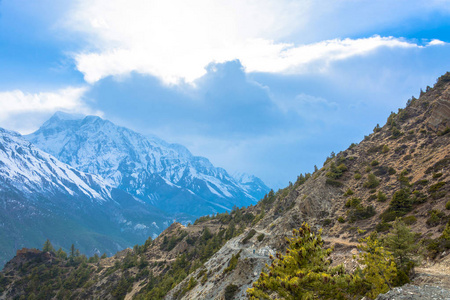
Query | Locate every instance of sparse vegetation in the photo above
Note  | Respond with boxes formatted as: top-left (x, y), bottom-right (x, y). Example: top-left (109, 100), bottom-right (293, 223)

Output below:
top-left (377, 191), bottom-right (387, 202)
top-left (344, 188), bottom-right (354, 196)
top-left (257, 233), bottom-right (265, 242)
top-left (363, 173), bottom-right (380, 189)
top-left (223, 251), bottom-right (241, 274)
top-left (242, 229), bottom-right (257, 244)
top-left (426, 210), bottom-right (445, 227)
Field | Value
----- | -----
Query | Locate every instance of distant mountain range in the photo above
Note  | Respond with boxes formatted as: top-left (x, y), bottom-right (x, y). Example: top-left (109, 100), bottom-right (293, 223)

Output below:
top-left (26, 112), bottom-right (269, 216)
top-left (0, 127), bottom-right (171, 267)
top-left (0, 113), bottom-right (269, 267)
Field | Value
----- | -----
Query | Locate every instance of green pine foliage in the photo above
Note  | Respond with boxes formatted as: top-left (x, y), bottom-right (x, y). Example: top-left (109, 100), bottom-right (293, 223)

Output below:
top-left (42, 239), bottom-right (55, 253)
top-left (357, 233), bottom-right (398, 299)
top-left (363, 174), bottom-right (380, 189)
top-left (383, 219), bottom-right (421, 284)
top-left (247, 223), bottom-right (367, 300)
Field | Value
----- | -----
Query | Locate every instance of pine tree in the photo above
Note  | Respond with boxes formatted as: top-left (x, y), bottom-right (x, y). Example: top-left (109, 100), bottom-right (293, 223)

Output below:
top-left (247, 223), bottom-right (366, 300)
top-left (383, 219), bottom-right (420, 283)
top-left (70, 244), bottom-right (75, 258)
top-left (42, 239), bottom-right (55, 253)
top-left (56, 247), bottom-right (67, 259)
top-left (357, 232), bottom-right (398, 299)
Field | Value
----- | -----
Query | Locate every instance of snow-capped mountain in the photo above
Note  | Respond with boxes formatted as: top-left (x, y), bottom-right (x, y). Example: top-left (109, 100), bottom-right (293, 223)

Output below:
top-left (0, 127), bottom-right (171, 268)
top-left (26, 112), bottom-right (270, 216)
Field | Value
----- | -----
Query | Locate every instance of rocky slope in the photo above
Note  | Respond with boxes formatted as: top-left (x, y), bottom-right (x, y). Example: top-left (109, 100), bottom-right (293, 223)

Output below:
top-left (25, 113), bottom-right (270, 217)
top-left (165, 73), bottom-right (450, 299)
top-left (0, 73), bottom-right (449, 299)
top-left (0, 128), bottom-right (170, 268)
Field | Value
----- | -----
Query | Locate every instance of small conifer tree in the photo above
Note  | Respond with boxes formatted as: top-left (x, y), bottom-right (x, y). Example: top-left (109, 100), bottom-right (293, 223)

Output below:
top-left (42, 239), bottom-right (55, 253)
top-left (357, 233), bottom-right (398, 299)
top-left (247, 223), bottom-right (366, 299)
top-left (383, 219), bottom-right (420, 283)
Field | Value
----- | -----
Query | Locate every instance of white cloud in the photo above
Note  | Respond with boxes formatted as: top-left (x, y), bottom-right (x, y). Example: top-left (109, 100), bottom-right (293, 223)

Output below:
top-left (65, 0), bottom-right (448, 85)
top-left (0, 87), bottom-right (99, 134)
top-left (428, 39), bottom-right (446, 46)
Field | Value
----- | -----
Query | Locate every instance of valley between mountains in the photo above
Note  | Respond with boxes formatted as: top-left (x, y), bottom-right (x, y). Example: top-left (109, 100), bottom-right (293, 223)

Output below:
top-left (0, 73), bottom-right (450, 299)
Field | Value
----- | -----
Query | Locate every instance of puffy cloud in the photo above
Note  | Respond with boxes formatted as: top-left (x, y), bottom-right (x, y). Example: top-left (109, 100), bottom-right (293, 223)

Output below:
top-left (65, 0), bottom-right (447, 84)
top-left (0, 87), bottom-right (99, 133)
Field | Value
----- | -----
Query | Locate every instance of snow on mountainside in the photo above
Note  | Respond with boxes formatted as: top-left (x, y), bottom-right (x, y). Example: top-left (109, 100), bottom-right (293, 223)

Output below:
top-left (0, 127), bottom-right (171, 268)
top-left (26, 112), bottom-right (270, 216)
top-left (0, 127), bottom-right (110, 200)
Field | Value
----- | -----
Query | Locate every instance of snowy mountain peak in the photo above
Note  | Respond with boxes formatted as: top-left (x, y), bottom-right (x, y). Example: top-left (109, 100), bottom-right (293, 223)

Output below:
top-left (0, 126), bottom-right (111, 201)
top-left (26, 115), bottom-right (270, 216)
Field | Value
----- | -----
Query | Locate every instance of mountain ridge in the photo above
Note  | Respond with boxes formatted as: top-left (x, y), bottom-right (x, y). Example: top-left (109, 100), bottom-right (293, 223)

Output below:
top-left (25, 113), bottom-right (270, 216)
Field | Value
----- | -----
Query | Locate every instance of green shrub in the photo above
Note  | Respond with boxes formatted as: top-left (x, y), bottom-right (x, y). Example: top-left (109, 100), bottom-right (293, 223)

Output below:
top-left (388, 167), bottom-right (397, 175)
top-left (337, 216), bottom-right (346, 223)
top-left (404, 154), bottom-right (413, 161)
top-left (344, 188), bottom-right (354, 197)
top-left (398, 172), bottom-right (411, 187)
top-left (347, 205), bottom-right (376, 223)
top-left (426, 158), bottom-right (450, 174)
top-left (416, 179), bottom-right (429, 186)
top-left (426, 210), bottom-right (444, 227)
top-left (201, 273), bottom-right (208, 284)
top-left (412, 191), bottom-right (427, 204)
top-left (354, 173), bottom-right (362, 180)
top-left (242, 229), bottom-right (256, 244)
top-left (345, 197), bottom-right (361, 208)
top-left (381, 145), bottom-right (390, 153)
top-left (363, 174), bottom-right (380, 189)
top-left (325, 178), bottom-right (343, 187)
top-left (325, 162), bottom-right (348, 180)
top-left (391, 127), bottom-right (403, 139)
top-left (370, 160), bottom-right (379, 166)
top-left (433, 173), bottom-right (443, 179)
top-left (376, 222), bottom-right (392, 233)
top-left (377, 191), bottom-right (387, 202)
top-left (402, 216), bottom-right (417, 225)
top-left (257, 234), bottom-right (265, 242)
top-left (380, 211), bottom-right (399, 222)
top-left (446, 201), bottom-right (450, 210)
top-left (365, 166), bottom-right (372, 173)
top-left (388, 189), bottom-right (412, 215)
top-left (223, 251), bottom-right (241, 274)
top-left (429, 182), bottom-right (446, 193)
top-left (224, 284), bottom-right (239, 300)
top-left (367, 194), bottom-right (377, 202)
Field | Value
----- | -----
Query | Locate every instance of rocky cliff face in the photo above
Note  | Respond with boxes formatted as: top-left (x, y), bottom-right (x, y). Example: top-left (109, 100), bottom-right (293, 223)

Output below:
top-left (25, 113), bottom-right (270, 217)
top-left (1, 73), bottom-right (449, 299)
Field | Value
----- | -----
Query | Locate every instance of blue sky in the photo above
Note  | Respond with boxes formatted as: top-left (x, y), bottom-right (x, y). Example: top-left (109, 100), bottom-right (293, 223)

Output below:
top-left (0, 0), bottom-right (450, 188)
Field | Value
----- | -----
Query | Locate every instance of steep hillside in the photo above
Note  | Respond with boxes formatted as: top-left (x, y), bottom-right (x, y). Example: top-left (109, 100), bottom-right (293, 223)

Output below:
top-left (26, 113), bottom-right (270, 217)
top-left (167, 72), bottom-right (450, 299)
top-left (0, 128), bottom-right (170, 268)
top-left (0, 73), bottom-right (449, 299)
top-left (0, 207), bottom-right (258, 299)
